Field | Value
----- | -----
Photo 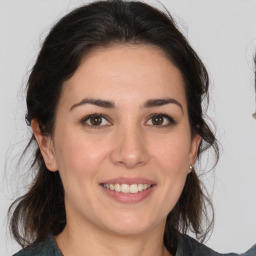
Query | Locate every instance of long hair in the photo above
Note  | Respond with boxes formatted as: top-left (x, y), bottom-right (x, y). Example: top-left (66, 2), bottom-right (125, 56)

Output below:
top-left (9, 0), bottom-right (219, 251)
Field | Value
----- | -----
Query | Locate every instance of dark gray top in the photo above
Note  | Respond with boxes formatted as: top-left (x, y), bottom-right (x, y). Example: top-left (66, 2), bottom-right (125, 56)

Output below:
top-left (13, 233), bottom-right (256, 256)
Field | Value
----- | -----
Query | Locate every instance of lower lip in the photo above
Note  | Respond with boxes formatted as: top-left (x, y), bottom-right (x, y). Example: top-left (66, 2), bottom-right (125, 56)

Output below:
top-left (101, 186), bottom-right (154, 203)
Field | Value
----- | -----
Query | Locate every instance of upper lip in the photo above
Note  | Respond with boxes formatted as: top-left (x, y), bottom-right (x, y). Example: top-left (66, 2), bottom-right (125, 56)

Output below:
top-left (100, 177), bottom-right (156, 185)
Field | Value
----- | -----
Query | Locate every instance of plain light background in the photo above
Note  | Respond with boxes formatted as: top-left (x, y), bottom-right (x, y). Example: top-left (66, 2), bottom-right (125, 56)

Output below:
top-left (1, 0), bottom-right (256, 255)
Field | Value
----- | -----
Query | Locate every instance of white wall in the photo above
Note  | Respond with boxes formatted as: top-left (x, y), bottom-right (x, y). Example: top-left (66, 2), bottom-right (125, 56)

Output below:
top-left (1, 0), bottom-right (256, 255)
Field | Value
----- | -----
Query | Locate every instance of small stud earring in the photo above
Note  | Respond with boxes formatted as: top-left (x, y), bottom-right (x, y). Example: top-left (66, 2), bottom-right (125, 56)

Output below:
top-left (189, 165), bottom-right (193, 170)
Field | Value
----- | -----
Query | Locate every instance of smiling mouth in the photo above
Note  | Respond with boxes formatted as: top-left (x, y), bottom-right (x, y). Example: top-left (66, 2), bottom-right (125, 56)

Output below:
top-left (101, 183), bottom-right (153, 194)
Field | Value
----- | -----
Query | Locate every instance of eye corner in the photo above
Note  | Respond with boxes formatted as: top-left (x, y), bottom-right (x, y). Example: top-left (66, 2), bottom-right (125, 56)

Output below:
top-left (80, 113), bottom-right (112, 128)
top-left (145, 113), bottom-right (176, 127)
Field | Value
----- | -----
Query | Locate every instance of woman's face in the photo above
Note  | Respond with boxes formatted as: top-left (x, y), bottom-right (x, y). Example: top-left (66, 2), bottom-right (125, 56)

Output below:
top-left (36, 44), bottom-right (200, 236)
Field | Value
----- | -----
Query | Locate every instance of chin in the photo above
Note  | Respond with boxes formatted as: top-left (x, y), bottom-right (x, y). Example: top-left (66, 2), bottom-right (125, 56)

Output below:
top-left (105, 223), bottom-right (153, 236)
top-left (100, 212), bottom-right (163, 236)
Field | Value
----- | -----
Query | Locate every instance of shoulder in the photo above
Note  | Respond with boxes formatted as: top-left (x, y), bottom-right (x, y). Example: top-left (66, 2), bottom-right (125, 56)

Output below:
top-left (13, 234), bottom-right (63, 256)
top-left (242, 244), bottom-right (256, 256)
top-left (176, 234), bottom-right (256, 256)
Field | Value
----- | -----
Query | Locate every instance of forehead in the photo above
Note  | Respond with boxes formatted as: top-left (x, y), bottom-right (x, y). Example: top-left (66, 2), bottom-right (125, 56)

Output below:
top-left (60, 44), bottom-right (187, 109)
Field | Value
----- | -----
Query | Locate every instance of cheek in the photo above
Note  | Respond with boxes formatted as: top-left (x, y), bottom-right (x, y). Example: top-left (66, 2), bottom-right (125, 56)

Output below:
top-left (53, 131), bottom-right (110, 209)
top-left (54, 130), bottom-right (109, 177)
top-left (152, 133), bottom-right (191, 174)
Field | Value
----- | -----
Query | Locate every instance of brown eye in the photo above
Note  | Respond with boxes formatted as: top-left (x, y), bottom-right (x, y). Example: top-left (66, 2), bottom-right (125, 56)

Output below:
top-left (151, 115), bottom-right (164, 125)
top-left (82, 114), bottom-right (111, 127)
top-left (90, 116), bottom-right (102, 126)
top-left (146, 114), bottom-right (175, 127)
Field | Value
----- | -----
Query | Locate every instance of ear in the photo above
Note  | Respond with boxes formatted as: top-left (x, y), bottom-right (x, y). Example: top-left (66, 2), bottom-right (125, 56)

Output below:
top-left (188, 133), bottom-right (201, 173)
top-left (31, 119), bottom-right (58, 172)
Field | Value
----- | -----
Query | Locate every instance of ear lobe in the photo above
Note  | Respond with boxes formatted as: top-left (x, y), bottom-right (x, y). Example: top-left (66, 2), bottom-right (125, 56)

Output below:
top-left (188, 133), bottom-right (201, 172)
top-left (31, 119), bottom-right (58, 172)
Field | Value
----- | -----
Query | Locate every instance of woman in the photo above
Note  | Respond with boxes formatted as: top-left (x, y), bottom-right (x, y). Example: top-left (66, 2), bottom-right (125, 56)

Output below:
top-left (9, 0), bottom-right (256, 255)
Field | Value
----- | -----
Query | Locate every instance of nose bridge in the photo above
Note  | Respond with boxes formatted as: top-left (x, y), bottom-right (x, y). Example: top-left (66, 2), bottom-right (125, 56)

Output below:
top-left (110, 120), bottom-right (149, 168)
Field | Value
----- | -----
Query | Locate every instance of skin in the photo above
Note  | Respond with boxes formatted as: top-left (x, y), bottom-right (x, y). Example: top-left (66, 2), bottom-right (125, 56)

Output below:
top-left (33, 44), bottom-right (201, 256)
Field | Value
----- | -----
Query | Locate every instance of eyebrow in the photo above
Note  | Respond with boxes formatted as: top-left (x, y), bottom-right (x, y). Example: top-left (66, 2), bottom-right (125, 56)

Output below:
top-left (69, 97), bottom-right (183, 113)
top-left (143, 98), bottom-right (183, 113)
top-left (70, 98), bottom-right (115, 111)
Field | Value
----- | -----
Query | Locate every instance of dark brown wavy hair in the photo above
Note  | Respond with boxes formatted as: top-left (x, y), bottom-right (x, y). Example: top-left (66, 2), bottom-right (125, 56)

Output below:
top-left (9, 0), bottom-right (219, 253)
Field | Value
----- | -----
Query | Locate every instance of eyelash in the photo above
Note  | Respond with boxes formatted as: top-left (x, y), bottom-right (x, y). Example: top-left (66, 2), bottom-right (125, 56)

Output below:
top-left (146, 113), bottom-right (176, 127)
top-left (80, 113), bottom-right (176, 128)
top-left (81, 113), bottom-right (111, 128)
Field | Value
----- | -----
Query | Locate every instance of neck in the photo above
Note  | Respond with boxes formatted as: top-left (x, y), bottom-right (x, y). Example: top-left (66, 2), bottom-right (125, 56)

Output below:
top-left (56, 220), bottom-right (172, 256)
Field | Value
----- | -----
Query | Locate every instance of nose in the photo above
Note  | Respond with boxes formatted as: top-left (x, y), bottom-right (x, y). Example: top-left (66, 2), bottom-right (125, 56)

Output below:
top-left (110, 126), bottom-right (150, 169)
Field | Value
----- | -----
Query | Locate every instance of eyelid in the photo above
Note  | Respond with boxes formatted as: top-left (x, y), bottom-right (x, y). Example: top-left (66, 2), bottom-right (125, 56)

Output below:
top-left (80, 112), bottom-right (176, 128)
top-left (81, 113), bottom-right (112, 127)
top-left (145, 113), bottom-right (176, 126)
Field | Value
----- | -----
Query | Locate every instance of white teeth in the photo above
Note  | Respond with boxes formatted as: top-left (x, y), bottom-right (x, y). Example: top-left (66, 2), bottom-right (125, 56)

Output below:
top-left (129, 184), bottom-right (138, 193)
top-left (115, 184), bottom-right (121, 192)
top-left (121, 184), bottom-right (130, 193)
top-left (102, 183), bottom-right (152, 193)
top-left (138, 184), bottom-right (144, 192)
